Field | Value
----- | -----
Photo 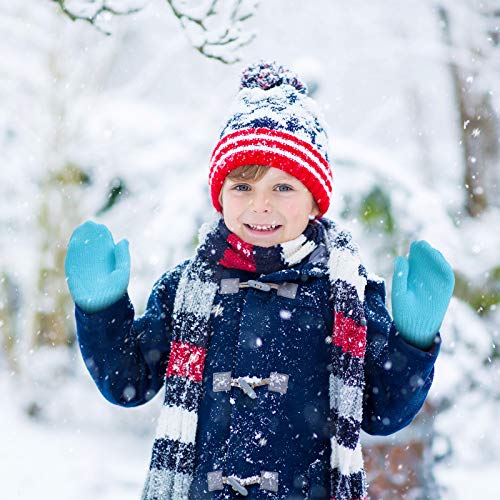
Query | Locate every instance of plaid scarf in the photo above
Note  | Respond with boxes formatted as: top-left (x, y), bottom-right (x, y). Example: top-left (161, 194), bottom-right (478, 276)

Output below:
top-left (141, 216), bottom-right (368, 500)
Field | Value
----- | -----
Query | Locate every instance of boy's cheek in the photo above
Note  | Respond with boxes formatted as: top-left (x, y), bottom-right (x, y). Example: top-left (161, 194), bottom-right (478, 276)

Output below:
top-left (222, 203), bottom-right (240, 222)
top-left (282, 201), bottom-right (307, 219)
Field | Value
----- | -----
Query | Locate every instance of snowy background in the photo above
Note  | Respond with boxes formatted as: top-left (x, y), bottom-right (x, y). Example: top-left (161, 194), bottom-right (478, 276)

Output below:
top-left (1, 0), bottom-right (499, 498)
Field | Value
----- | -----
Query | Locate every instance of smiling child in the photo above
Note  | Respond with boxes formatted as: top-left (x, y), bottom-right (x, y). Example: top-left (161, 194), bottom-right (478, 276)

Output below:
top-left (65, 61), bottom-right (454, 499)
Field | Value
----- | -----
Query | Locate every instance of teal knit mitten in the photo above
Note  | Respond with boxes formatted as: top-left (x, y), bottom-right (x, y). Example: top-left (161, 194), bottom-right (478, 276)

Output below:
top-left (391, 240), bottom-right (455, 350)
top-left (65, 221), bottom-right (130, 314)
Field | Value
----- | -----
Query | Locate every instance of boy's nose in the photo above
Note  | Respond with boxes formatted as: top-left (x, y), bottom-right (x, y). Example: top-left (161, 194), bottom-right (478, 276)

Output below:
top-left (249, 194), bottom-right (272, 213)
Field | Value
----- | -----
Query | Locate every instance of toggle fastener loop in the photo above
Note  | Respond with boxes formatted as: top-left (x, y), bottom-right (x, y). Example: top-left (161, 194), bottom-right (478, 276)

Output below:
top-left (276, 282), bottom-right (298, 299)
top-left (213, 372), bottom-right (289, 396)
top-left (219, 278), bottom-right (240, 294)
top-left (212, 371), bottom-right (232, 392)
top-left (268, 372), bottom-right (289, 394)
top-left (260, 470), bottom-right (279, 492)
top-left (220, 278), bottom-right (298, 299)
top-left (207, 471), bottom-right (278, 494)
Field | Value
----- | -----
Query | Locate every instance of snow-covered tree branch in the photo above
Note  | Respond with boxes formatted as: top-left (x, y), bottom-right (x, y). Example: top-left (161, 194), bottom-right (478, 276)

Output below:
top-left (51, 0), bottom-right (147, 35)
top-left (52, 0), bottom-right (259, 63)
top-left (166, 0), bottom-right (259, 63)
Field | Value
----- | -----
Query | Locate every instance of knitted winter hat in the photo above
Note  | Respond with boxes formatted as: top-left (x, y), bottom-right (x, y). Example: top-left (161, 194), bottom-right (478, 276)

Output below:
top-left (208, 60), bottom-right (333, 217)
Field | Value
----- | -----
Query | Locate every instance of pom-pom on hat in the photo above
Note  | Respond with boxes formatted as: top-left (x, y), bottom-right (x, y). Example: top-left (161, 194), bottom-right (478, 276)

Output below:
top-left (209, 60), bottom-right (333, 217)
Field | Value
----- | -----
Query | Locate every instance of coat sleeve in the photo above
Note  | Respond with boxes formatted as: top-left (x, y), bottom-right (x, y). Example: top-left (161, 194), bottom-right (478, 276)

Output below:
top-left (361, 276), bottom-right (441, 436)
top-left (74, 260), bottom-right (187, 408)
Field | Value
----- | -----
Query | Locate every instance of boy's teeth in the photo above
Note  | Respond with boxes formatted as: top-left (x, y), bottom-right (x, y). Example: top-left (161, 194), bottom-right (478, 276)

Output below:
top-left (248, 224), bottom-right (279, 231)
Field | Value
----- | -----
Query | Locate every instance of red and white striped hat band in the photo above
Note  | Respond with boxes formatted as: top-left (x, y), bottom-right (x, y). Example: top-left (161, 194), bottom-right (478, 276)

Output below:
top-left (209, 127), bottom-right (333, 216)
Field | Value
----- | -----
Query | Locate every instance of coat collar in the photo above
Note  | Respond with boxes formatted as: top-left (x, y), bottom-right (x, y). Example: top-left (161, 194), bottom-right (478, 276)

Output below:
top-left (257, 242), bottom-right (329, 283)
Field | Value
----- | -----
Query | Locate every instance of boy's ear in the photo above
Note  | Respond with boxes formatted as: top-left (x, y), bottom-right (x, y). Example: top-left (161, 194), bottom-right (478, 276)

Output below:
top-left (218, 179), bottom-right (228, 208)
top-left (311, 201), bottom-right (320, 217)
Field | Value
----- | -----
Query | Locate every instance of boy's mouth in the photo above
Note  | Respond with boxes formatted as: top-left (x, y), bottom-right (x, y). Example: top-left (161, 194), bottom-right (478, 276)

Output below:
top-left (244, 223), bottom-right (282, 233)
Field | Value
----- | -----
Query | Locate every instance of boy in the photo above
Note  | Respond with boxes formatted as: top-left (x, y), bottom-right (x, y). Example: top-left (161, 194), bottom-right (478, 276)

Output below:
top-left (65, 61), bottom-right (454, 499)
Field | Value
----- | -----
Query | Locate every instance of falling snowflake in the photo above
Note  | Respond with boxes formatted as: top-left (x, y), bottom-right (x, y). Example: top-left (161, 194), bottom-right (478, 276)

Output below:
top-left (280, 309), bottom-right (292, 320)
top-left (211, 303), bottom-right (224, 317)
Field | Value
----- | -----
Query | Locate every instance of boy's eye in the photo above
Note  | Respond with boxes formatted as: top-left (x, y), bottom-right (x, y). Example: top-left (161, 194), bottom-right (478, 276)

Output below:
top-left (234, 184), bottom-right (251, 191)
top-left (275, 184), bottom-right (293, 192)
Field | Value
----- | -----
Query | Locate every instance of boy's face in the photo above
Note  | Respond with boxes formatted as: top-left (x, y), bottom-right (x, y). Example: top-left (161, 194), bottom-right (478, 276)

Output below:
top-left (220, 167), bottom-right (319, 247)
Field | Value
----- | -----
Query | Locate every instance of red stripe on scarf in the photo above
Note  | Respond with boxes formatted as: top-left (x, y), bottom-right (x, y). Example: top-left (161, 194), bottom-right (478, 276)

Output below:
top-left (219, 233), bottom-right (256, 272)
top-left (166, 341), bottom-right (206, 382)
top-left (332, 311), bottom-right (367, 358)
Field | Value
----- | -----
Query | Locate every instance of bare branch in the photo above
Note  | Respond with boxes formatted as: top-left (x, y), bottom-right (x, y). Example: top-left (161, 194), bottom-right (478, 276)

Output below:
top-left (166, 0), bottom-right (259, 64)
top-left (52, 0), bottom-right (146, 35)
top-left (51, 0), bottom-right (258, 62)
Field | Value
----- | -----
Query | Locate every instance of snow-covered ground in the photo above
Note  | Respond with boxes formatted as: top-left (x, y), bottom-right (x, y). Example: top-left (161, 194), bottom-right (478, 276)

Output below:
top-left (1, 397), bottom-right (148, 499)
top-left (1, 354), bottom-right (161, 499)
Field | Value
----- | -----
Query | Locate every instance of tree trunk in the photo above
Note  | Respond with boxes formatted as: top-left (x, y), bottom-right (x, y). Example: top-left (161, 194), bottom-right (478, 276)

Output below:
top-left (0, 271), bottom-right (20, 373)
top-left (437, 5), bottom-right (499, 218)
top-left (32, 163), bottom-right (85, 349)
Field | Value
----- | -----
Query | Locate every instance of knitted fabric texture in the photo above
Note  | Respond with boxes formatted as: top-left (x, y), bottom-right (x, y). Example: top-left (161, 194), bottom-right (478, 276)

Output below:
top-left (209, 61), bottom-right (333, 217)
top-left (141, 215), bottom-right (369, 500)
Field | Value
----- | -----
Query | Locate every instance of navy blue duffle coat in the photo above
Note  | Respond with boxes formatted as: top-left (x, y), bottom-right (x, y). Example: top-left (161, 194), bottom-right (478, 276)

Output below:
top-left (75, 251), bottom-right (440, 499)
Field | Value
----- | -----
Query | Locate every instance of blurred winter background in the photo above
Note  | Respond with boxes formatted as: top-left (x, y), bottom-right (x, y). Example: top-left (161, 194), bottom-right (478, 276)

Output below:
top-left (1, 0), bottom-right (499, 498)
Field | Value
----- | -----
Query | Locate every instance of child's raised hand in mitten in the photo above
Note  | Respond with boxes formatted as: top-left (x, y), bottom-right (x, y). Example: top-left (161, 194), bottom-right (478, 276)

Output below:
top-left (65, 221), bottom-right (130, 314)
top-left (391, 240), bottom-right (455, 350)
